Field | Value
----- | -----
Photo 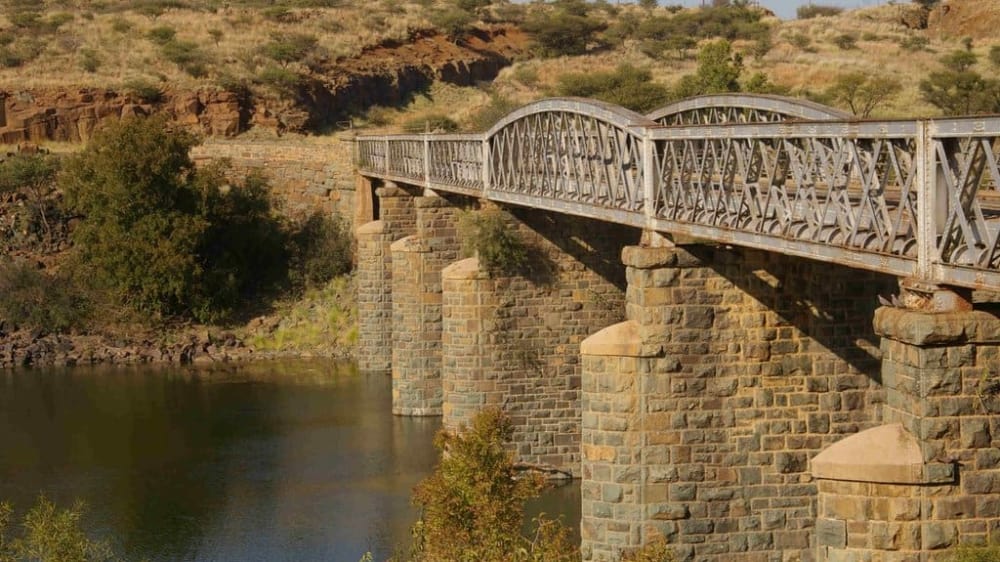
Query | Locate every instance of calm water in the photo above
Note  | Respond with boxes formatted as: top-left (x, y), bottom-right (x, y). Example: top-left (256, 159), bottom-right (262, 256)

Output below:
top-left (0, 361), bottom-right (580, 562)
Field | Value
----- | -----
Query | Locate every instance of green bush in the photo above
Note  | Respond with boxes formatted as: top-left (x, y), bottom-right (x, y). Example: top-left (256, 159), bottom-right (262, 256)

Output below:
top-left (261, 33), bottom-right (317, 66)
top-left (258, 65), bottom-right (305, 92)
top-left (522, 4), bottom-right (605, 57)
top-left (899, 35), bottom-right (930, 52)
top-left (147, 24), bottom-right (177, 44)
top-left (796, 4), bottom-right (842, 19)
top-left (948, 544), bottom-right (1000, 562)
top-left (80, 48), bottom-right (101, 72)
top-left (428, 6), bottom-right (474, 42)
top-left (406, 409), bottom-right (578, 562)
top-left (458, 209), bottom-right (528, 276)
top-left (0, 261), bottom-right (91, 333)
top-left (833, 33), bottom-right (858, 50)
top-left (0, 496), bottom-right (115, 562)
top-left (288, 211), bottom-right (353, 289)
top-left (826, 71), bottom-right (901, 117)
top-left (673, 39), bottom-right (744, 98)
top-left (123, 78), bottom-right (164, 103)
top-left (556, 64), bottom-right (671, 113)
top-left (920, 51), bottom-right (1000, 116)
top-left (465, 95), bottom-right (520, 132)
top-left (61, 116), bottom-right (289, 323)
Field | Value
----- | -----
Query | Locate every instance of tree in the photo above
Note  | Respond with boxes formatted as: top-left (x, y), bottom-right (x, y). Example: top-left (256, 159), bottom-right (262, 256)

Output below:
top-left (61, 116), bottom-right (287, 322)
top-left (261, 33), bottom-right (317, 67)
top-left (920, 51), bottom-right (1000, 116)
top-left (0, 496), bottom-right (115, 562)
top-left (406, 409), bottom-right (578, 562)
top-left (522, 2), bottom-right (605, 57)
top-left (556, 64), bottom-right (671, 113)
top-left (674, 39), bottom-right (743, 98)
top-left (826, 71), bottom-right (901, 118)
top-left (0, 152), bottom-right (59, 237)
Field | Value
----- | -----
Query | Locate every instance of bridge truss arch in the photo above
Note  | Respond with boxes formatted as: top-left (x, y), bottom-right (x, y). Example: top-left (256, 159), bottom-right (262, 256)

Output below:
top-left (646, 93), bottom-right (852, 125)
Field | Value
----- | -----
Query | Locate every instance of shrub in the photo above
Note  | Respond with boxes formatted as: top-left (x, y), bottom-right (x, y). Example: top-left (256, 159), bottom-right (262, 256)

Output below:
top-left (789, 32), bottom-right (813, 51)
top-left (621, 538), bottom-right (677, 562)
top-left (0, 496), bottom-right (114, 561)
top-left (522, 5), bottom-right (605, 57)
top-left (465, 95), bottom-right (520, 132)
top-left (261, 33), bottom-right (317, 66)
top-left (556, 64), bottom-right (671, 113)
top-left (948, 544), bottom-right (1000, 562)
top-left (161, 39), bottom-right (205, 66)
top-left (899, 35), bottom-right (930, 52)
top-left (110, 17), bottom-right (132, 33)
top-left (457, 209), bottom-right (528, 275)
top-left (833, 33), bottom-right (858, 50)
top-left (80, 48), bottom-right (101, 72)
top-left (406, 409), bottom-right (578, 562)
top-left (920, 51), bottom-right (1000, 116)
top-left (428, 6), bottom-right (474, 42)
top-left (0, 152), bottom-right (61, 239)
top-left (796, 4), bottom-right (843, 19)
top-left (123, 78), bottom-right (164, 103)
top-left (673, 39), bottom-right (744, 98)
top-left (147, 25), bottom-right (177, 44)
top-left (288, 211), bottom-right (353, 289)
top-left (60, 116), bottom-right (288, 323)
top-left (0, 261), bottom-right (91, 333)
top-left (258, 65), bottom-right (305, 93)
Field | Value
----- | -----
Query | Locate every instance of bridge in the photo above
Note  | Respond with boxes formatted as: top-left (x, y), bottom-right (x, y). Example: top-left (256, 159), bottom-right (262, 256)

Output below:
top-left (353, 95), bottom-right (1000, 562)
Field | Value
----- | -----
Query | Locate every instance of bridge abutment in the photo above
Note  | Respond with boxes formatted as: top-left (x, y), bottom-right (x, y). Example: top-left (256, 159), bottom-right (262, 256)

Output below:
top-left (390, 193), bottom-right (463, 416)
top-left (581, 244), bottom-right (895, 561)
top-left (356, 183), bottom-right (417, 373)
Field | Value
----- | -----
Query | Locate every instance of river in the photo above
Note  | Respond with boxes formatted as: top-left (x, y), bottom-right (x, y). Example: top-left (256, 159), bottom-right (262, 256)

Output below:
top-left (0, 360), bottom-right (580, 562)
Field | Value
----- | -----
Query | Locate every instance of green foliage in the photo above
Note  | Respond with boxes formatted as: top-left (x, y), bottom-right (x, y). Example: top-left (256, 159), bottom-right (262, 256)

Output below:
top-left (287, 211), bottom-right (353, 289)
top-left (826, 71), bottom-right (901, 118)
top-left (147, 25), bottom-right (177, 44)
top-left (60, 116), bottom-right (288, 323)
top-left (920, 51), bottom-right (1000, 116)
top-left (633, 4), bottom-right (770, 47)
top-left (796, 4), bottom-right (843, 19)
top-left (0, 152), bottom-right (61, 239)
top-left (427, 6), bottom-right (474, 42)
top-left (0, 261), bottom-right (91, 333)
top-left (556, 64), bottom-right (671, 113)
top-left (402, 114), bottom-right (459, 133)
top-left (258, 65), bottom-right (305, 92)
top-left (522, 3), bottom-right (605, 57)
top-left (123, 78), bottom-right (164, 103)
top-left (465, 95), bottom-right (520, 132)
top-left (674, 39), bottom-right (743, 98)
top-left (832, 33), bottom-right (858, 50)
top-left (405, 409), bottom-right (578, 562)
top-left (110, 17), bottom-right (132, 33)
top-left (0, 496), bottom-right (114, 562)
top-left (261, 33), bottom-right (317, 66)
top-left (458, 209), bottom-right (528, 276)
top-left (948, 544), bottom-right (1000, 562)
top-left (990, 46), bottom-right (1000, 68)
top-left (79, 48), bottom-right (100, 72)
top-left (742, 71), bottom-right (787, 95)
top-left (789, 32), bottom-right (814, 52)
top-left (898, 35), bottom-right (930, 52)
top-left (620, 538), bottom-right (677, 562)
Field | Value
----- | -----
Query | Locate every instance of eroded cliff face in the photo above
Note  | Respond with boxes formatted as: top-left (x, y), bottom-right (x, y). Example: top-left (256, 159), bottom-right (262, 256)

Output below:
top-left (0, 26), bottom-right (529, 143)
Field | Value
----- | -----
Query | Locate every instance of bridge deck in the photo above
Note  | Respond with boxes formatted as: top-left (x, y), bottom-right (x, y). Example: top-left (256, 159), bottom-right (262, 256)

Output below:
top-left (355, 96), bottom-right (1000, 291)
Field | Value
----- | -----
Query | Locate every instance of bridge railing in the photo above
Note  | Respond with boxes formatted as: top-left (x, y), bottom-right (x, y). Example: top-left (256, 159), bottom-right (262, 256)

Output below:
top-left (354, 101), bottom-right (1000, 291)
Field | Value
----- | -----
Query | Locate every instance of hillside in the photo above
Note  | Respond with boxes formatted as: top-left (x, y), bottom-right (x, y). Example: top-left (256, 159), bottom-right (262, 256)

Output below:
top-left (1, 0), bottom-right (999, 144)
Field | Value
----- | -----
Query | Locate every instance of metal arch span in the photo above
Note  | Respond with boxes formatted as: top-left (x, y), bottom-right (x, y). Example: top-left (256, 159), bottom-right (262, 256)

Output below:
top-left (646, 93), bottom-right (852, 125)
top-left (355, 96), bottom-right (1000, 292)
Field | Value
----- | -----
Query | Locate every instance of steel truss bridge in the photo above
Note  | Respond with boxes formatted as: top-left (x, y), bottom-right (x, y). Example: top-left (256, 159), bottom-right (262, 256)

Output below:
top-left (355, 94), bottom-right (1000, 291)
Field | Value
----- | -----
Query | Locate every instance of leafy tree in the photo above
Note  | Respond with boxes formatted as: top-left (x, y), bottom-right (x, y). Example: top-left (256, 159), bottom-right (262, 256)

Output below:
top-left (556, 64), bottom-right (671, 113)
top-left (61, 116), bottom-right (287, 322)
top-left (920, 51), bottom-right (1000, 116)
top-left (674, 39), bottom-right (743, 98)
top-left (826, 71), bottom-right (901, 117)
top-left (406, 409), bottom-right (578, 562)
top-left (522, 2), bottom-right (605, 57)
top-left (261, 33), bottom-right (318, 67)
top-left (0, 153), bottom-right (59, 237)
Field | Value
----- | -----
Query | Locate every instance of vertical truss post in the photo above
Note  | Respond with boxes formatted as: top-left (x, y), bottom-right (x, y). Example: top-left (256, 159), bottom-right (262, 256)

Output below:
top-left (916, 120), bottom-right (938, 283)
top-left (383, 138), bottom-right (390, 176)
top-left (423, 134), bottom-right (431, 189)
top-left (642, 132), bottom-right (656, 232)
top-left (482, 137), bottom-right (491, 199)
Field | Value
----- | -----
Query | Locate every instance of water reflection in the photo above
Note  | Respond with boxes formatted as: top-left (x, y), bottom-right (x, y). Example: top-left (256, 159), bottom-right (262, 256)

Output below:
top-left (0, 361), bottom-right (579, 561)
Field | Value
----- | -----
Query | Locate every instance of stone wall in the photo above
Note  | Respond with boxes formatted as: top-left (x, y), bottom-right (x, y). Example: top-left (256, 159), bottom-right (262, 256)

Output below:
top-left (190, 139), bottom-right (355, 222)
top-left (809, 308), bottom-right (1000, 562)
top-left (581, 244), bottom-right (898, 561)
top-left (441, 207), bottom-right (638, 475)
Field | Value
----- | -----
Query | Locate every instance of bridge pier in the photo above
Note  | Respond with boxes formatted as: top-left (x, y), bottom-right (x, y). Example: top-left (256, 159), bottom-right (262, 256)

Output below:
top-left (356, 183), bottom-right (416, 373)
top-left (389, 192), bottom-right (464, 416)
top-left (581, 244), bottom-right (895, 561)
top-left (810, 307), bottom-right (1000, 562)
top-left (440, 208), bottom-right (633, 474)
